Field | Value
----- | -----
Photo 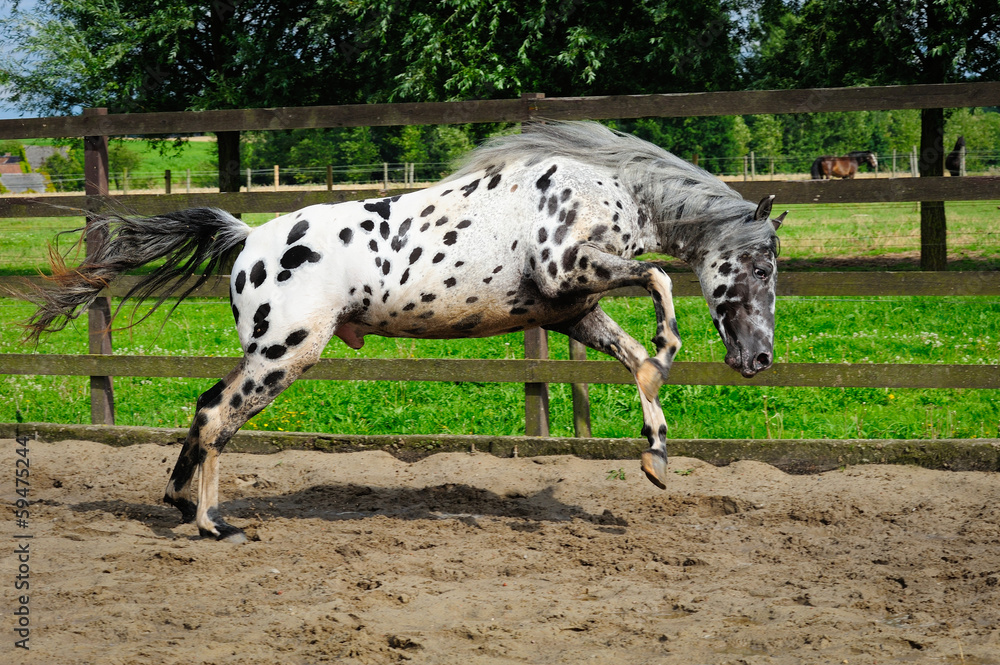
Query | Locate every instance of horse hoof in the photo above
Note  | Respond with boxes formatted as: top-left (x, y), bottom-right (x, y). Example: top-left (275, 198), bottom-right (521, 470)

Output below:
top-left (218, 529), bottom-right (248, 545)
top-left (164, 495), bottom-right (197, 524)
top-left (640, 449), bottom-right (668, 490)
top-left (199, 523), bottom-right (247, 544)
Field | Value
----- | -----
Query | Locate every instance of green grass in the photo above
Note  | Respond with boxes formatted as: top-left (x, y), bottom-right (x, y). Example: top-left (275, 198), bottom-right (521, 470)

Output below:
top-left (18, 137), bottom-right (219, 190)
top-left (109, 139), bottom-right (219, 188)
top-left (2, 293), bottom-right (997, 440)
top-left (777, 201), bottom-right (1000, 266)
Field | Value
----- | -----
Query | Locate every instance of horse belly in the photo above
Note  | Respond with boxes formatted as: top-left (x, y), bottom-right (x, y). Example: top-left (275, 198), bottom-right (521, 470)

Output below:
top-left (357, 265), bottom-right (536, 339)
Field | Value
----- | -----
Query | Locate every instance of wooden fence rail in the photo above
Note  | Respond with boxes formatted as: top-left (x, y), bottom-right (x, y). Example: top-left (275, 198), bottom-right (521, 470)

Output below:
top-left (3, 81), bottom-right (999, 138)
top-left (5, 176), bottom-right (1000, 219)
top-left (2, 81), bottom-right (999, 442)
top-left (0, 354), bottom-right (997, 390)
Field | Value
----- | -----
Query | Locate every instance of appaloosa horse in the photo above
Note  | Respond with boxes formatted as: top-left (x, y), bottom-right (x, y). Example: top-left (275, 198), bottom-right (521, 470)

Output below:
top-left (810, 151), bottom-right (878, 179)
top-left (24, 122), bottom-right (784, 542)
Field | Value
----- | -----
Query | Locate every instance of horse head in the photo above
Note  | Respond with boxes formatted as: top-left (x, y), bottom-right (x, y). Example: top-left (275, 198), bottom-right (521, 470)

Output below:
top-left (865, 152), bottom-right (878, 170)
top-left (696, 196), bottom-right (784, 378)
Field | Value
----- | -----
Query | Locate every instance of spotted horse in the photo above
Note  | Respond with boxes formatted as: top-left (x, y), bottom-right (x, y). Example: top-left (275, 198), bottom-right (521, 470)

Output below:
top-left (22, 121), bottom-right (785, 542)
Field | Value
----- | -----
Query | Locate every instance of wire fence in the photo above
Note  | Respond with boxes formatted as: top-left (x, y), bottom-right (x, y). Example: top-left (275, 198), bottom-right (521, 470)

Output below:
top-left (5, 162), bottom-right (457, 194)
top-left (6, 150), bottom-right (1000, 194)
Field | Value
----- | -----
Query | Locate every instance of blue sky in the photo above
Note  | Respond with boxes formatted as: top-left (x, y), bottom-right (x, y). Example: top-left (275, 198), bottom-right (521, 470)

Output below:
top-left (0, 0), bottom-right (41, 120)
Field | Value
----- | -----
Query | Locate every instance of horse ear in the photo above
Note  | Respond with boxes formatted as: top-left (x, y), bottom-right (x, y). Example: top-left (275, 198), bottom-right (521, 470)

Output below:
top-left (754, 195), bottom-right (775, 221)
top-left (772, 210), bottom-right (787, 230)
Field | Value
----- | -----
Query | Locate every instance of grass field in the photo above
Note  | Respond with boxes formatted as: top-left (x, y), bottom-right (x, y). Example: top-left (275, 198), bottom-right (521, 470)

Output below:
top-left (1, 199), bottom-right (998, 441)
top-left (19, 137), bottom-right (219, 191)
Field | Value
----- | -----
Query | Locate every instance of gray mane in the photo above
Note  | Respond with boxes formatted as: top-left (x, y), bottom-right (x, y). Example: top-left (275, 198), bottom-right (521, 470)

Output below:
top-left (450, 121), bottom-right (774, 252)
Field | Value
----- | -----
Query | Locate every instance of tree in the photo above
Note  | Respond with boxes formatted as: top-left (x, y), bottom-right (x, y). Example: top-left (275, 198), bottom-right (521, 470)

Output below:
top-left (38, 143), bottom-right (84, 192)
top-left (346, 0), bottom-right (749, 101)
top-left (749, 0), bottom-right (1000, 269)
top-left (108, 142), bottom-right (142, 191)
top-left (0, 1), bottom-right (366, 192)
top-left (343, 0), bottom-right (754, 162)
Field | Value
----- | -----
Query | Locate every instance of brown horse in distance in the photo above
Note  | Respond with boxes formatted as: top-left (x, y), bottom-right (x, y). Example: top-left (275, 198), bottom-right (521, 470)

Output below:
top-left (946, 136), bottom-right (965, 177)
top-left (810, 151), bottom-right (878, 179)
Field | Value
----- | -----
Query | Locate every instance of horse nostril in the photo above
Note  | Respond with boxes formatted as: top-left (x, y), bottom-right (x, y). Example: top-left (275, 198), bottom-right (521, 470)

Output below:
top-left (756, 352), bottom-right (772, 368)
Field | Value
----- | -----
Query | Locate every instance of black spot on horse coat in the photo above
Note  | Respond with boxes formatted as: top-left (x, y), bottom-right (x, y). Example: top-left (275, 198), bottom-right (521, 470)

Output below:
top-left (281, 246), bottom-right (321, 271)
top-left (287, 220), bottom-right (309, 245)
top-left (364, 199), bottom-right (392, 220)
top-left (250, 261), bottom-right (267, 288)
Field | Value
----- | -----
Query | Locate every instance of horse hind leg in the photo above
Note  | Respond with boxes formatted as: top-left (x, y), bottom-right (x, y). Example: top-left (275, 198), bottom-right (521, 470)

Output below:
top-left (164, 345), bottom-right (323, 542)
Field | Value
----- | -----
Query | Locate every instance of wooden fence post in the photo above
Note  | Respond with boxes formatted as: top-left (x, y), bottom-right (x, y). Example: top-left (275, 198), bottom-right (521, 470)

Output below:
top-left (327, 165), bottom-right (333, 191)
top-left (273, 165), bottom-right (279, 191)
top-left (164, 169), bottom-right (171, 195)
top-left (520, 93), bottom-right (551, 437)
top-left (569, 339), bottom-right (592, 438)
top-left (83, 108), bottom-right (114, 425)
top-left (523, 326), bottom-right (550, 437)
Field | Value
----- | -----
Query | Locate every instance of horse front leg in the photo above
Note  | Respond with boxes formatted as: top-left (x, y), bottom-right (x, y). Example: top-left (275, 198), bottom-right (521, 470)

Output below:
top-left (537, 246), bottom-right (682, 400)
top-left (548, 306), bottom-right (672, 489)
top-left (635, 267), bottom-right (682, 403)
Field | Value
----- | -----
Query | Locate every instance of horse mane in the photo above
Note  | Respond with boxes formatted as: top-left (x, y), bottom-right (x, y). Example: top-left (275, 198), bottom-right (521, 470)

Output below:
top-left (847, 150), bottom-right (874, 159)
top-left (450, 121), bottom-right (773, 252)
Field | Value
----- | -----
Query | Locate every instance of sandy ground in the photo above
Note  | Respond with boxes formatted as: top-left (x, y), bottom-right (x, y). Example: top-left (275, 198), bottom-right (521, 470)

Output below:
top-left (5, 438), bottom-right (1000, 665)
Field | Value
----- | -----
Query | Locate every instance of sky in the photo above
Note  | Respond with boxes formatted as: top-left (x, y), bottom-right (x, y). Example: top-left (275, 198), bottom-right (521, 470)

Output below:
top-left (0, 0), bottom-right (40, 120)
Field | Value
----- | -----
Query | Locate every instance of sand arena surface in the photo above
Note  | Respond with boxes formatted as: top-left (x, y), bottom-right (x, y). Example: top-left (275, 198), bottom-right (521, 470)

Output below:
top-left (6, 438), bottom-right (1000, 664)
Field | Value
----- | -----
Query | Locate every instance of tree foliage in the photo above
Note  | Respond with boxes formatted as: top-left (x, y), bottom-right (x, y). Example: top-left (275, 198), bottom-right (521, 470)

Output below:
top-left (0, 0), bottom-right (367, 114)
top-left (344, 0), bottom-right (749, 101)
top-left (749, 0), bottom-right (1000, 88)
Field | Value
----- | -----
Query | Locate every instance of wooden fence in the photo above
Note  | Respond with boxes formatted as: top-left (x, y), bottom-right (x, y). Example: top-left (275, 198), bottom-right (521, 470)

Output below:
top-left (2, 82), bottom-right (999, 443)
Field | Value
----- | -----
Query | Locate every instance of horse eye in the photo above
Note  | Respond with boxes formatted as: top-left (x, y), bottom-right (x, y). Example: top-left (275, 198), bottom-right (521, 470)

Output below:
top-left (753, 266), bottom-right (768, 280)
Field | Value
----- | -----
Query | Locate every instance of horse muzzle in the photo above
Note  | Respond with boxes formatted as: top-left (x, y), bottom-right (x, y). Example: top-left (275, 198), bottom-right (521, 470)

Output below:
top-left (725, 345), bottom-right (773, 378)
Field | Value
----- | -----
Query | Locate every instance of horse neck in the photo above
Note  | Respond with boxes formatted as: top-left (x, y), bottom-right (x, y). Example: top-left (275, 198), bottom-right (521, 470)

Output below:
top-left (645, 191), bottom-right (755, 264)
top-left (652, 213), bottom-right (732, 264)
top-left (626, 170), bottom-right (752, 263)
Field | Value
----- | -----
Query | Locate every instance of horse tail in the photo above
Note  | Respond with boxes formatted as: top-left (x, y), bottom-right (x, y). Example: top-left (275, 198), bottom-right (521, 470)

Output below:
top-left (19, 207), bottom-right (251, 343)
top-left (810, 157), bottom-right (823, 180)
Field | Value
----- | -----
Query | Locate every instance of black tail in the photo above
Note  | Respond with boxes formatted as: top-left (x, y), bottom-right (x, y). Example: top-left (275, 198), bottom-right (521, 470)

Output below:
top-left (19, 207), bottom-right (251, 343)
top-left (810, 157), bottom-right (824, 180)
